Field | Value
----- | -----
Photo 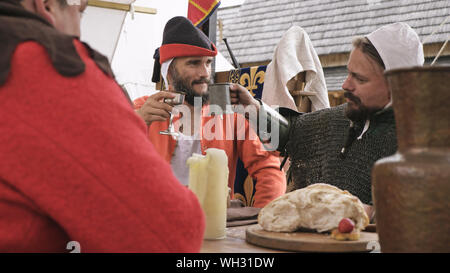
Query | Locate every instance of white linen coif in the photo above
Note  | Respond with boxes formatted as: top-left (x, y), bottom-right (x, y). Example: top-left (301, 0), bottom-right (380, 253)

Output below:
top-left (367, 22), bottom-right (424, 71)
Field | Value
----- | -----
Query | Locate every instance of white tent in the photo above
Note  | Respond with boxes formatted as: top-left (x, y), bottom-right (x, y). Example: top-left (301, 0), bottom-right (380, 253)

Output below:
top-left (80, 0), bottom-right (233, 101)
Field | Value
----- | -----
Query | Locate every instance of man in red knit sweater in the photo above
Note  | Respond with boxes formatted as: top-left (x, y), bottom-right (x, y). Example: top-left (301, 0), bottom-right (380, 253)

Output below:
top-left (0, 0), bottom-right (205, 252)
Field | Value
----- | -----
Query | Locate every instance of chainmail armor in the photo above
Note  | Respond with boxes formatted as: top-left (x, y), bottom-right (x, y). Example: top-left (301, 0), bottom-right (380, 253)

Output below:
top-left (286, 104), bottom-right (397, 205)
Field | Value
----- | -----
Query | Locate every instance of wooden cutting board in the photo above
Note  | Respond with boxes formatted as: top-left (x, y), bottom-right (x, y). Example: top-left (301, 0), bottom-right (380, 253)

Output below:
top-left (246, 225), bottom-right (378, 253)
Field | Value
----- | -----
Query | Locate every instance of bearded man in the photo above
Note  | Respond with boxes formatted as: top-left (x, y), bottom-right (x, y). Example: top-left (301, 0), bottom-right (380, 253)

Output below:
top-left (231, 22), bottom-right (424, 219)
top-left (134, 17), bottom-right (286, 208)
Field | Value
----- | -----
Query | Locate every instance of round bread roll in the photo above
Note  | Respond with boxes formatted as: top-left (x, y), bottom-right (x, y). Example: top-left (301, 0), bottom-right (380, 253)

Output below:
top-left (258, 183), bottom-right (369, 233)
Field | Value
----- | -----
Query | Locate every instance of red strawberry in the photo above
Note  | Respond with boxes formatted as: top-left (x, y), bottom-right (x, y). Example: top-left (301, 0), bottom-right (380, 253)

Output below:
top-left (338, 218), bottom-right (355, 233)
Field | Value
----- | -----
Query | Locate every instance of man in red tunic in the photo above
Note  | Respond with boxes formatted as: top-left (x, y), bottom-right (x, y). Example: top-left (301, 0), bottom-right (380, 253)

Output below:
top-left (0, 0), bottom-right (204, 252)
top-left (134, 17), bottom-right (286, 208)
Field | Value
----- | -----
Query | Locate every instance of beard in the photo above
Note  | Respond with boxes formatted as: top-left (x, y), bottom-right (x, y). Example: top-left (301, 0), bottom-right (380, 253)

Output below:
top-left (344, 92), bottom-right (381, 122)
top-left (171, 68), bottom-right (210, 106)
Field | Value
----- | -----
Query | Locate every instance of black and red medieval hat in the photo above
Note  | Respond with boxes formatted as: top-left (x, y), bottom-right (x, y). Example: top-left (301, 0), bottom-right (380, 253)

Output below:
top-left (152, 16), bottom-right (217, 83)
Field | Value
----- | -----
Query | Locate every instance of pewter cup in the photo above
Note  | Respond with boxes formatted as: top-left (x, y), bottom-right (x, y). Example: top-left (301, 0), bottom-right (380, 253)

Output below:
top-left (208, 83), bottom-right (233, 115)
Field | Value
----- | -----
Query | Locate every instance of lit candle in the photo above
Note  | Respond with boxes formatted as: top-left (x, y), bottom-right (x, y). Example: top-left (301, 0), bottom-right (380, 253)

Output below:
top-left (187, 148), bottom-right (229, 240)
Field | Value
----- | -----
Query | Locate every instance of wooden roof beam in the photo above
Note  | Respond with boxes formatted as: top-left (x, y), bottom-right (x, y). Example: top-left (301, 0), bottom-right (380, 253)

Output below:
top-left (87, 0), bottom-right (157, 15)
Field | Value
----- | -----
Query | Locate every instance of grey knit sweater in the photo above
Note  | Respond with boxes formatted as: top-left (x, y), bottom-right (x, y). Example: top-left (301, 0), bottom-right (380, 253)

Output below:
top-left (285, 103), bottom-right (397, 204)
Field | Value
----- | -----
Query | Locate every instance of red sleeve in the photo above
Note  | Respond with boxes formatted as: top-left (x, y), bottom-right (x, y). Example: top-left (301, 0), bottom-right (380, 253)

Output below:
top-left (236, 115), bottom-right (287, 208)
top-left (0, 41), bottom-right (204, 252)
top-left (133, 96), bottom-right (149, 110)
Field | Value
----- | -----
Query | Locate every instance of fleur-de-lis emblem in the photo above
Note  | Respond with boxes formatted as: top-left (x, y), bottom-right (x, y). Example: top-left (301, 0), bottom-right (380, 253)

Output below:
top-left (228, 69), bottom-right (241, 84)
top-left (239, 66), bottom-right (265, 97)
top-left (233, 175), bottom-right (255, 206)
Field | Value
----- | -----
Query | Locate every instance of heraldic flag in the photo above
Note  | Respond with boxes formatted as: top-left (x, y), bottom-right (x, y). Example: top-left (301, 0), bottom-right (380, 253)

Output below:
top-left (188, 0), bottom-right (221, 27)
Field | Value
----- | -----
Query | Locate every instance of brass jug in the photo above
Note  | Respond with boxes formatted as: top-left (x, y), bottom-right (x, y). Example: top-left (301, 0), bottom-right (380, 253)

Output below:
top-left (372, 66), bottom-right (450, 253)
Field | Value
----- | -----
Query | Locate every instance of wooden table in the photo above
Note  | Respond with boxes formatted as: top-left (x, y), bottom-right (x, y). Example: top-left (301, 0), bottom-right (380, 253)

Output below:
top-left (201, 224), bottom-right (379, 253)
top-left (201, 225), bottom-right (287, 253)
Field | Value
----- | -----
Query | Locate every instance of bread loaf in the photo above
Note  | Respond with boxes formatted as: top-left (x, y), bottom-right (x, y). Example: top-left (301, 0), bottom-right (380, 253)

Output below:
top-left (258, 183), bottom-right (369, 233)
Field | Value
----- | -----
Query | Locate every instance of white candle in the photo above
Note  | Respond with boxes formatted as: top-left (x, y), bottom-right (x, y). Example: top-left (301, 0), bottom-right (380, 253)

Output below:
top-left (187, 148), bottom-right (229, 240)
